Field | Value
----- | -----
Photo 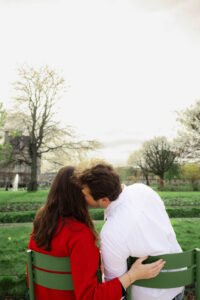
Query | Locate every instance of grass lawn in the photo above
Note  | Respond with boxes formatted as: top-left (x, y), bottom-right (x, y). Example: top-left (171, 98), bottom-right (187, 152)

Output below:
top-left (0, 218), bottom-right (200, 298)
top-left (0, 223), bottom-right (32, 298)
top-left (0, 190), bottom-right (48, 204)
top-left (0, 190), bottom-right (200, 206)
top-left (171, 218), bottom-right (200, 250)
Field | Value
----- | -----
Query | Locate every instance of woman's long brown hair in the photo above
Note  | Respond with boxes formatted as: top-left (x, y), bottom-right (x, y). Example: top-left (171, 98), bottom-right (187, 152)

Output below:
top-left (33, 166), bottom-right (97, 250)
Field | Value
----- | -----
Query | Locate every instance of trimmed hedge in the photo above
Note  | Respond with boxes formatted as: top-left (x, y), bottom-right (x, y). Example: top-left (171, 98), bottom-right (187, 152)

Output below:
top-left (167, 207), bottom-right (200, 218)
top-left (89, 209), bottom-right (104, 220)
top-left (1, 207), bottom-right (200, 223)
top-left (163, 199), bottom-right (200, 207)
top-left (90, 207), bottom-right (200, 219)
top-left (0, 202), bottom-right (42, 212)
top-left (0, 275), bottom-right (28, 299)
top-left (0, 211), bottom-right (35, 223)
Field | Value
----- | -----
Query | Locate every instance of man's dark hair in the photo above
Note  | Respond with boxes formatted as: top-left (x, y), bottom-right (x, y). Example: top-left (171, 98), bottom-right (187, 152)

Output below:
top-left (79, 163), bottom-right (122, 202)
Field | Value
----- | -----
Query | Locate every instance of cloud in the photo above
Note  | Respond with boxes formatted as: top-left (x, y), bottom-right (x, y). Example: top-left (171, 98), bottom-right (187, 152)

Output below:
top-left (1, 0), bottom-right (56, 3)
top-left (174, 0), bottom-right (200, 32)
top-left (102, 138), bottom-right (144, 148)
top-left (131, 0), bottom-right (200, 32)
top-left (131, 0), bottom-right (189, 11)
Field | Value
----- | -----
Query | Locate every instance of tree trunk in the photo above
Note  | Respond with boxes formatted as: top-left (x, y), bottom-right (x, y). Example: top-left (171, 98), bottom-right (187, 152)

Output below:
top-left (28, 147), bottom-right (38, 191)
top-left (144, 173), bottom-right (150, 186)
top-left (158, 176), bottom-right (164, 187)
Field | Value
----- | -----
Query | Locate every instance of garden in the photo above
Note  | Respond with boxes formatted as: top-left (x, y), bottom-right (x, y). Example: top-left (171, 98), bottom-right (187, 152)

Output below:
top-left (0, 190), bottom-right (200, 299)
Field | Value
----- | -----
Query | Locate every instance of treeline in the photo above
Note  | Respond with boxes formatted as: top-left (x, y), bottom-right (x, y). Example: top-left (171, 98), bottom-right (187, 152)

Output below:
top-left (117, 163), bottom-right (200, 191)
top-left (1, 66), bottom-right (200, 191)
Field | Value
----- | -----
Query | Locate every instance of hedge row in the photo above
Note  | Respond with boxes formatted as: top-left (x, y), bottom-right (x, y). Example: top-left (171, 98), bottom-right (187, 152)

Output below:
top-left (0, 211), bottom-right (35, 223)
top-left (1, 199), bottom-right (200, 212)
top-left (1, 207), bottom-right (200, 223)
top-left (0, 202), bottom-right (42, 212)
top-left (163, 199), bottom-right (200, 207)
top-left (0, 275), bottom-right (28, 299)
top-left (167, 207), bottom-right (200, 218)
top-left (93, 208), bottom-right (200, 219)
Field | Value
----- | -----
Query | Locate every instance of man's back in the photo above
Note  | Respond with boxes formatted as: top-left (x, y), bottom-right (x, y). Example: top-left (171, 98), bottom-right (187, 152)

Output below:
top-left (100, 183), bottom-right (183, 300)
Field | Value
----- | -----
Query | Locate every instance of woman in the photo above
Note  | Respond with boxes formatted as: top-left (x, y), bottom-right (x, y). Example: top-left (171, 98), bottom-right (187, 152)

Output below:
top-left (27, 166), bottom-right (165, 300)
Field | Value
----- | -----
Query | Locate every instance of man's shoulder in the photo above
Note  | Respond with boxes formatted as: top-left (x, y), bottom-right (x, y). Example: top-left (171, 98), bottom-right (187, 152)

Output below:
top-left (100, 218), bottom-right (114, 235)
top-left (125, 182), bottom-right (152, 192)
top-left (100, 216), bottom-right (122, 240)
top-left (100, 209), bottom-right (132, 241)
top-left (125, 183), bottom-right (159, 199)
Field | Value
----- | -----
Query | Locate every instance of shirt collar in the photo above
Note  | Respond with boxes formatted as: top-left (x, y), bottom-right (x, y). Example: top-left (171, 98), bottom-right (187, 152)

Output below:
top-left (104, 184), bottom-right (126, 220)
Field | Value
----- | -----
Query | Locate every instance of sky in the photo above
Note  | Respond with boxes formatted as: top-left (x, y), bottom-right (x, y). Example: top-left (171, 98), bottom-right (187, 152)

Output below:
top-left (1, 0), bottom-right (200, 165)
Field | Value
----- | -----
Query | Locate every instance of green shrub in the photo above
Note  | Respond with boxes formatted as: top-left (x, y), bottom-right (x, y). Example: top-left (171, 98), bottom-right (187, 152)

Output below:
top-left (0, 209), bottom-right (104, 223)
top-left (0, 202), bottom-right (42, 212)
top-left (166, 207), bottom-right (200, 218)
top-left (90, 208), bottom-right (200, 220)
top-left (89, 209), bottom-right (104, 220)
top-left (0, 211), bottom-right (36, 223)
top-left (1, 207), bottom-right (200, 223)
top-left (0, 275), bottom-right (28, 299)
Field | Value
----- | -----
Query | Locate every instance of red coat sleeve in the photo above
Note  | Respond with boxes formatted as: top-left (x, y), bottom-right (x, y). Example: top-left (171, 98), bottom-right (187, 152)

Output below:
top-left (69, 226), bottom-right (122, 300)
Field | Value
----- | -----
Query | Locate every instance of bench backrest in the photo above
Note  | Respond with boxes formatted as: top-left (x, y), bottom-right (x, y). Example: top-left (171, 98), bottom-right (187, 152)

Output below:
top-left (127, 248), bottom-right (200, 300)
top-left (27, 250), bottom-right (74, 300)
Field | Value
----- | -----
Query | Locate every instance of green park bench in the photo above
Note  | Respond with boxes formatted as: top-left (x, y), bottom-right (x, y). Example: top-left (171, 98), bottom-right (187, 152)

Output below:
top-left (27, 248), bottom-right (200, 300)
top-left (27, 250), bottom-right (74, 300)
top-left (127, 248), bottom-right (200, 300)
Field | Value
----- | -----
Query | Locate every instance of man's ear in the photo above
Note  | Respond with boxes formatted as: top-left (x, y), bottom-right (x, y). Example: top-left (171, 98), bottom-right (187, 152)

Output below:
top-left (99, 197), bottom-right (110, 208)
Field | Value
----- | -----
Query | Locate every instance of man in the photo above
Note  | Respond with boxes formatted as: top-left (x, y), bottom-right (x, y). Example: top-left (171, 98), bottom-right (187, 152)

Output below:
top-left (79, 163), bottom-right (184, 300)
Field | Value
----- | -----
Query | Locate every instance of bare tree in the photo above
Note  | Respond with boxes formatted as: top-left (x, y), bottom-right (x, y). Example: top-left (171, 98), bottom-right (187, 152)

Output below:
top-left (12, 66), bottom-right (99, 191)
top-left (142, 136), bottom-right (177, 187)
top-left (128, 149), bottom-right (150, 185)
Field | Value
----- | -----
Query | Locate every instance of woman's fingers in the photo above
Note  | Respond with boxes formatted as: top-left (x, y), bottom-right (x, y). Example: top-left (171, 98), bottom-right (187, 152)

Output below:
top-left (134, 257), bottom-right (165, 269)
top-left (151, 259), bottom-right (166, 271)
top-left (130, 257), bottom-right (166, 280)
top-left (136, 256), bottom-right (148, 264)
top-left (147, 259), bottom-right (166, 277)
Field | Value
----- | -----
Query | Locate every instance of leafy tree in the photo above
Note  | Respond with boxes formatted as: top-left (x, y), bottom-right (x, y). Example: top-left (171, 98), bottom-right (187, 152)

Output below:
top-left (180, 163), bottom-right (200, 190)
top-left (11, 66), bottom-right (99, 191)
top-left (0, 102), bottom-right (6, 127)
top-left (164, 163), bottom-right (181, 183)
top-left (176, 100), bottom-right (200, 161)
top-left (0, 143), bottom-right (13, 165)
top-left (0, 103), bottom-right (12, 166)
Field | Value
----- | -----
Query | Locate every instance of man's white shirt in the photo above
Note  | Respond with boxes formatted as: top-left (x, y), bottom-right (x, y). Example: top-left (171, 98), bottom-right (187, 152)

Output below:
top-left (100, 183), bottom-right (183, 300)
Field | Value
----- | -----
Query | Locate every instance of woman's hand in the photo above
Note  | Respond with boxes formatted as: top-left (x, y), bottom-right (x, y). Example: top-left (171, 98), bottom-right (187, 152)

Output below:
top-left (128, 256), bottom-right (165, 282)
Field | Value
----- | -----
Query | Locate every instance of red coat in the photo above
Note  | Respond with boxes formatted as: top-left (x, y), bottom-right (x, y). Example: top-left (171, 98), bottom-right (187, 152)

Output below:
top-left (28, 218), bottom-right (122, 300)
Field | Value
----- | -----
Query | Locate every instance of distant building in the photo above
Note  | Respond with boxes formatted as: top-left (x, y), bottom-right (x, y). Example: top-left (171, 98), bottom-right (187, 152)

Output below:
top-left (0, 131), bottom-right (40, 188)
top-left (38, 172), bottom-right (56, 187)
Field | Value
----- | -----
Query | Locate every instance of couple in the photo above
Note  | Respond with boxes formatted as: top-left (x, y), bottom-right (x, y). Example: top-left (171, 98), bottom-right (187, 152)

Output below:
top-left (27, 163), bottom-right (184, 300)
